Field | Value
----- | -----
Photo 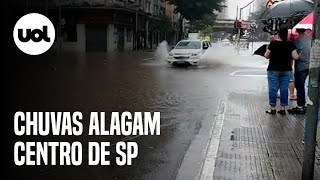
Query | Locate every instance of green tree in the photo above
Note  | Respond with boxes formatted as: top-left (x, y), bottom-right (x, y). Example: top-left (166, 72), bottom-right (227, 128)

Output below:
top-left (149, 15), bottom-right (173, 33)
top-left (168, 0), bottom-right (224, 37)
top-left (167, 0), bottom-right (224, 21)
top-left (190, 13), bottom-right (217, 32)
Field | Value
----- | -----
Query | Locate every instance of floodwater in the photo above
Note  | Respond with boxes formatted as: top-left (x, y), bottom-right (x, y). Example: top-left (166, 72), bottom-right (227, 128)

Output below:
top-left (7, 41), bottom-right (268, 180)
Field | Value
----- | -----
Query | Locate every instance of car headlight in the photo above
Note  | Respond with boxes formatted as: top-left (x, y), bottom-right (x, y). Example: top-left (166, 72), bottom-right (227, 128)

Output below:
top-left (191, 52), bottom-right (200, 56)
top-left (169, 53), bottom-right (173, 56)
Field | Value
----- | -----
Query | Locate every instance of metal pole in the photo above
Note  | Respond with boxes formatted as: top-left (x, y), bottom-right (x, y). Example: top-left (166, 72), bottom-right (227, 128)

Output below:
top-left (236, 5), bottom-right (239, 20)
top-left (302, 0), bottom-right (320, 179)
top-left (238, 8), bottom-right (242, 48)
top-left (242, 0), bottom-right (256, 10)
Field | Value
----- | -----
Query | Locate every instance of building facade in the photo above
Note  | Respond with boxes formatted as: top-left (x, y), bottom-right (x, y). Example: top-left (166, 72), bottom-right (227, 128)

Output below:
top-left (10, 0), bottom-right (182, 53)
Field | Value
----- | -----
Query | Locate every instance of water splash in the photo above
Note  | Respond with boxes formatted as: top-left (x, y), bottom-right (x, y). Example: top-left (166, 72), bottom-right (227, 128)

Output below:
top-left (201, 42), bottom-right (268, 68)
top-left (155, 41), bottom-right (169, 61)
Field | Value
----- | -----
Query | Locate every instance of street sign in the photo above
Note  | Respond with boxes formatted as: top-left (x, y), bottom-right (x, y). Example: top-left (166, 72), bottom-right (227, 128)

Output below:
top-left (250, 22), bottom-right (257, 28)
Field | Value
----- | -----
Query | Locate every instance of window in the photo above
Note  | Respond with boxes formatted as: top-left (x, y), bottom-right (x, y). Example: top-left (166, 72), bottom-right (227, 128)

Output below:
top-left (127, 29), bottom-right (132, 42)
top-left (62, 19), bottom-right (77, 42)
top-left (175, 41), bottom-right (201, 49)
top-left (160, 7), bottom-right (165, 15)
top-left (145, 2), bottom-right (151, 13)
top-left (148, 2), bottom-right (151, 13)
top-left (154, 5), bottom-right (159, 15)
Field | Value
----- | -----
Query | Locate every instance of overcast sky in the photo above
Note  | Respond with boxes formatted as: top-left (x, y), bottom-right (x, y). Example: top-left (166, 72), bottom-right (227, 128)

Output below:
top-left (225, 0), bottom-right (264, 19)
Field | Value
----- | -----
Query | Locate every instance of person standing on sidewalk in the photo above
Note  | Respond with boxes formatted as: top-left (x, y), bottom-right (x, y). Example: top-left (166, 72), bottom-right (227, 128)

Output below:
top-left (287, 28), bottom-right (312, 115)
top-left (264, 28), bottom-right (299, 115)
top-left (272, 33), bottom-right (296, 100)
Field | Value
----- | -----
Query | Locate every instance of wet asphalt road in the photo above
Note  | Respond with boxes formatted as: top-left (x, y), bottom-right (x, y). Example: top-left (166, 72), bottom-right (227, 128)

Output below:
top-left (7, 42), bottom-right (269, 180)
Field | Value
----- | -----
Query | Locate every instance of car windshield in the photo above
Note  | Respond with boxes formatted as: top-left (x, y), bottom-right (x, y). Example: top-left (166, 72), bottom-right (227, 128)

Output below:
top-left (175, 41), bottom-right (201, 49)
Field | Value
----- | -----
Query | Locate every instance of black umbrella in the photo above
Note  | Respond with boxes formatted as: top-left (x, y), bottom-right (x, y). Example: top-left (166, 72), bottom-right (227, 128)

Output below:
top-left (253, 44), bottom-right (268, 57)
top-left (260, 0), bottom-right (314, 20)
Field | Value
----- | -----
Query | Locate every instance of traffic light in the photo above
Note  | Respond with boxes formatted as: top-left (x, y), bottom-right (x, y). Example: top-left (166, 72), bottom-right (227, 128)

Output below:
top-left (237, 19), bottom-right (243, 28)
top-left (234, 19), bottom-right (243, 28)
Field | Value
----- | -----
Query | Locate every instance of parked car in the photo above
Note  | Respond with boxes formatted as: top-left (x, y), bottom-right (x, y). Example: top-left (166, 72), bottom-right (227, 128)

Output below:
top-left (167, 40), bottom-right (211, 66)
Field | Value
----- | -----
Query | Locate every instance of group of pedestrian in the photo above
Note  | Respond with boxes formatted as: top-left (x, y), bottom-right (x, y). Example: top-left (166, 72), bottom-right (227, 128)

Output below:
top-left (264, 27), bottom-right (312, 115)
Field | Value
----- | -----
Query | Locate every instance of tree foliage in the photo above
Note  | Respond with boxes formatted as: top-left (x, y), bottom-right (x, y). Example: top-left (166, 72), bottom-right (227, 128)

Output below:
top-left (190, 13), bottom-right (217, 32)
top-left (167, 0), bottom-right (225, 21)
top-left (150, 15), bottom-right (173, 33)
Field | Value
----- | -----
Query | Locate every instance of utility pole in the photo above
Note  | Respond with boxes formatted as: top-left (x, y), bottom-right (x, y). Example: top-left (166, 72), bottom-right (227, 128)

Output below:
top-left (237, 0), bottom-right (256, 50)
top-left (236, 5), bottom-right (239, 20)
top-left (302, 0), bottom-right (320, 179)
top-left (235, 5), bottom-right (240, 53)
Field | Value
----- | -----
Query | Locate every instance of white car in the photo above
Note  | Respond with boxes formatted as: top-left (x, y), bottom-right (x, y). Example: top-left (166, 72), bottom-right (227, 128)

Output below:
top-left (167, 40), bottom-right (211, 65)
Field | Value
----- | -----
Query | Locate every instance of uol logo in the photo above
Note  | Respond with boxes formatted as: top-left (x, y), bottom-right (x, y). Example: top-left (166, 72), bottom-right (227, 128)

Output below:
top-left (18, 26), bottom-right (51, 43)
top-left (13, 13), bottom-right (55, 55)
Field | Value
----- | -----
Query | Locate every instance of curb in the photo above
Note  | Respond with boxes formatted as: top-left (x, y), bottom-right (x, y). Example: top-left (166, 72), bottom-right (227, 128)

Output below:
top-left (175, 94), bottom-right (227, 180)
top-left (199, 98), bottom-right (226, 180)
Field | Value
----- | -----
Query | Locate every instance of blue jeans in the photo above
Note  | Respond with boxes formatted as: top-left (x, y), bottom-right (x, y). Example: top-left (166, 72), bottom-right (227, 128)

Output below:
top-left (289, 71), bottom-right (294, 82)
top-left (294, 69), bottom-right (309, 107)
top-left (267, 71), bottom-right (291, 106)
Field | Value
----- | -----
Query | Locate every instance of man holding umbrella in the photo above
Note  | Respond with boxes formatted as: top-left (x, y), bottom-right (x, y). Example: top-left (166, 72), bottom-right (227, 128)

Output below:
top-left (288, 27), bottom-right (312, 114)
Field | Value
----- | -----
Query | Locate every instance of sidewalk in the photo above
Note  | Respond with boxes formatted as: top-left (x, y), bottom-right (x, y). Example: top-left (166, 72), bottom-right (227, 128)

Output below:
top-left (211, 92), bottom-right (320, 180)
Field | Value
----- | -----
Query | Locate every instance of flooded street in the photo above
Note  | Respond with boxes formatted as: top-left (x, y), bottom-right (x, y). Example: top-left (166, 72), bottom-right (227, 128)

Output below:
top-left (8, 42), bottom-right (269, 180)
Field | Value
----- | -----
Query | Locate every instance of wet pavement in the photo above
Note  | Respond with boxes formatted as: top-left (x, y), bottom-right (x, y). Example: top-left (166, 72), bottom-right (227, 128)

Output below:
top-left (8, 42), bottom-right (317, 180)
top-left (208, 93), bottom-right (320, 180)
